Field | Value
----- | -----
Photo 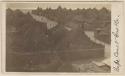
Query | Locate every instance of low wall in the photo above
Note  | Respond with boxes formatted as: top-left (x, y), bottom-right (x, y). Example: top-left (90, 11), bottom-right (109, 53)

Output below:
top-left (58, 48), bottom-right (104, 61)
top-left (6, 48), bottom-right (104, 71)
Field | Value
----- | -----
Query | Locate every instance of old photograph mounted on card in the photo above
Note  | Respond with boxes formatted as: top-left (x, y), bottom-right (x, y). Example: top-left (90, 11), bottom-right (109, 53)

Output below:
top-left (5, 2), bottom-right (112, 72)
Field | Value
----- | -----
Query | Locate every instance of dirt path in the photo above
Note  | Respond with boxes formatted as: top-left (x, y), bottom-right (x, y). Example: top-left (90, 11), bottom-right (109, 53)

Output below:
top-left (84, 31), bottom-right (111, 58)
top-left (30, 13), bottom-right (58, 29)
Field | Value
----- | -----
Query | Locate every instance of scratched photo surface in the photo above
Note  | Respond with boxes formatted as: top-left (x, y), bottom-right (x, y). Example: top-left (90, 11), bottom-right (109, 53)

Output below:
top-left (6, 3), bottom-right (111, 72)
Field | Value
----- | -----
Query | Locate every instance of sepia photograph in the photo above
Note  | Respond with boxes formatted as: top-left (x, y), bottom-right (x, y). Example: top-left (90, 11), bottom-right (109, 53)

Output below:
top-left (5, 2), bottom-right (111, 73)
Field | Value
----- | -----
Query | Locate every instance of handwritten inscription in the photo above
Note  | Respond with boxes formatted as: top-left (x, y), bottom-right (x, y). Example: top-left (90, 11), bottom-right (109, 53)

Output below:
top-left (112, 15), bottom-right (120, 72)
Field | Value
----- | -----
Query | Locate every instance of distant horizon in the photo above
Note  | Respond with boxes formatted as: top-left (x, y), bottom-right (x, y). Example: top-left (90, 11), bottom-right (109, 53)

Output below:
top-left (7, 3), bottom-right (111, 10)
top-left (7, 6), bottom-right (110, 10)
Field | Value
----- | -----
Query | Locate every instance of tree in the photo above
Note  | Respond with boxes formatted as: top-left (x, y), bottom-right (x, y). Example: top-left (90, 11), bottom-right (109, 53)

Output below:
top-left (57, 6), bottom-right (63, 11)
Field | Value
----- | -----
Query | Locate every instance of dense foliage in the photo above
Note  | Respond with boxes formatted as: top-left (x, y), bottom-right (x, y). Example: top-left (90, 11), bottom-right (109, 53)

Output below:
top-left (32, 6), bottom-right (111, 44)
top-left (6, 8), bottom-right (48, 52)
top-left (32, 6), bottom-right (111, 31)
top-left (6, 7), bottom-right (110, 72)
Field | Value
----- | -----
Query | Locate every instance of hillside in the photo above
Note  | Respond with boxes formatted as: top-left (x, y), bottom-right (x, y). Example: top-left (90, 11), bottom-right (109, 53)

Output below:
top-left (6, 8), bottom-right (105, 72)
top-left (32, 7), bottom-right (111, 44)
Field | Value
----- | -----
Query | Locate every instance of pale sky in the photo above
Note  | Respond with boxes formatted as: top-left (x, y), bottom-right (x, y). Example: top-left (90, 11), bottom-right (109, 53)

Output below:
top-left (7, 2), bottom-right (111, 10)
